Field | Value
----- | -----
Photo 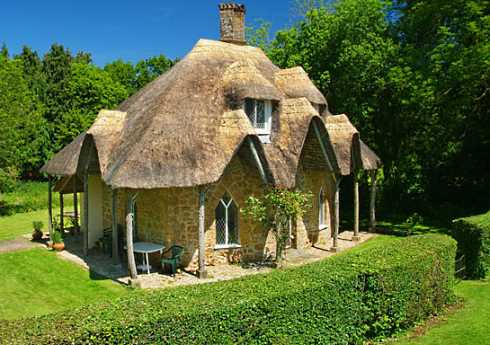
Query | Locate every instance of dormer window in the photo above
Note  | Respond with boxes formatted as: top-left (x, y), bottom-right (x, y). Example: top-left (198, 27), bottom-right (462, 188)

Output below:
top-left (244, 98), bottom-right (272, 143)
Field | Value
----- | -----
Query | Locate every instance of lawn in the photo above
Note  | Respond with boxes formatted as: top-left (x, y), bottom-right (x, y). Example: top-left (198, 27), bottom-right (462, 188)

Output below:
top-left (0, 248), bottom-right (129, 320)
top-left (0, 209), bottom-right (52, 241)
top-left (390, 278), bottom-right (490, 345)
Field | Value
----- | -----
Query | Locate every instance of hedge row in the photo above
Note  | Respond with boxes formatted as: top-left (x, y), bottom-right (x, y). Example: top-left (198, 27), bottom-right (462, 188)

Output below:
top-left (0, 234), bottom-right (456, 345)
top-left (452, 210), bottom-right (490, 279)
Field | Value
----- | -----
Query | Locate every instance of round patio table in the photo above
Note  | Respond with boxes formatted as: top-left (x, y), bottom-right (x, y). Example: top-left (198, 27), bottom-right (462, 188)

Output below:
top-left (132, 242), bottom-right (165, 274)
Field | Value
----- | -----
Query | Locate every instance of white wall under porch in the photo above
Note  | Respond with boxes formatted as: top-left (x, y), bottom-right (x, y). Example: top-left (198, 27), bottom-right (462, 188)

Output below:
top-left (80, 175), bottom-right (104, 249)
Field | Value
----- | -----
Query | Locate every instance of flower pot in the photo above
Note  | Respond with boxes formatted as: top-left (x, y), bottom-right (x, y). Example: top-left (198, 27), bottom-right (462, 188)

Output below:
top-left (52, 242), bottom-right (65, 251)
top-left (32, 230), bottom-right (43, 241)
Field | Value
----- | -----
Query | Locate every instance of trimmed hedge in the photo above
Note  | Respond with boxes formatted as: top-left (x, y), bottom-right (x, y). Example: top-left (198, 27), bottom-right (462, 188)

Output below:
top-left (0, 235), bottom-right (456, 345)
top-left (452, 210), bottom-right (490, 279)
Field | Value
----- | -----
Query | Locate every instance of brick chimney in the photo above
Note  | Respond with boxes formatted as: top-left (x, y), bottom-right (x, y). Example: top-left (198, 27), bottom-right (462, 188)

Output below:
top-left (219, 3), bottom-right (246, 45)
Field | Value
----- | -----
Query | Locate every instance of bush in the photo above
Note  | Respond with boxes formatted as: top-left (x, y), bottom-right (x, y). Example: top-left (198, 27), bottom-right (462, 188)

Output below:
top-left (452, 211), bottom-right (490, 279)
top-left (0, 235), bottom-right (456, 345)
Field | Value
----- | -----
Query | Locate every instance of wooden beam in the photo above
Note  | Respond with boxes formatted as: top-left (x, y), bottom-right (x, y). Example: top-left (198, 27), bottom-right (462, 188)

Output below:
top-left (369, 170), bottom-right (377, 232)
top-left (248, 138), bottom-right (268, 185)
top-left (198, 188), bottom-right (207, 279)
top-left (331, 177), bottom-right (341, 252)
top-left (313, 121), bottom-right (334, 172)
top-left (126, 193), bottom-right (138, 279)
top-left (73, 176), bottom-right (78, 230)
top-left (111, 189), bottom-right (119, 264)
top-left (59, 193), bottom-right (64, 233)
top-left (353, 173), bottom-right (360, 241)
top-left (83, 174), bottom-right (89, 256)
top-left (48, 177), bottom-right (53, 239)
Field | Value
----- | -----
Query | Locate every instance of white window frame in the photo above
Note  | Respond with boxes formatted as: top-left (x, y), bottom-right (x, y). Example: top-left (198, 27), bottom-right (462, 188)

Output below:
top-left (215, 195), bottom-right (241, 249)
top-left (319, 187), bottom-right (328, 230)
top-left (244, 99), bottom-right (272, 137)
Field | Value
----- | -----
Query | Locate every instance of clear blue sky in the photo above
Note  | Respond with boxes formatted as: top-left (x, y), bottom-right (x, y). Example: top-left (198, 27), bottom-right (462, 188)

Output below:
top-left (0, 0), bottom-right (298, 66)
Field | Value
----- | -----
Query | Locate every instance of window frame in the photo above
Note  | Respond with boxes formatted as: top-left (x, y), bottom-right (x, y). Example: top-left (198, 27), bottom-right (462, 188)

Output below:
top-left (244, 98), bottom-right (273, 136)
top-left (215, 193), bottom-right (241, 249)
top-left (318, 187), bottom-right (328, 230)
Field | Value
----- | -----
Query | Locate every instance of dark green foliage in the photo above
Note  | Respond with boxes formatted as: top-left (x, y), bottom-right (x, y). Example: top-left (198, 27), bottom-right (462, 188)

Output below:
top-left (452, 211), bottom-right (490, 279)
top-left (0, 235), bottom-right (456, 344)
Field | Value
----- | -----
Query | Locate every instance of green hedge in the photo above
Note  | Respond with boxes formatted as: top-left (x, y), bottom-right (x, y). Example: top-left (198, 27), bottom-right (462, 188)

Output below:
top-left (0, 235), bottom-right (456, 345)
top-left (452, 211), bottom-right (490, 279)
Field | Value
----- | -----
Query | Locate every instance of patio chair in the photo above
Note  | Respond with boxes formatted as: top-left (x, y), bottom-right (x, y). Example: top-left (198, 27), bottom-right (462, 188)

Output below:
top-left (161, 245), bottom-right (184, 276)
top-left (99, 228), bottom-right (112, 256)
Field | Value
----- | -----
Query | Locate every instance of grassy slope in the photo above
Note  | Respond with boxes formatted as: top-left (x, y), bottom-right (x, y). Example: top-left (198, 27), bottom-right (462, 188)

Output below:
top-left (0, 249), bottom-right (128, 320)
top-left (0, 209), bottom-right (51, 241)
top-left (391, 279), bottom-right (490, 345)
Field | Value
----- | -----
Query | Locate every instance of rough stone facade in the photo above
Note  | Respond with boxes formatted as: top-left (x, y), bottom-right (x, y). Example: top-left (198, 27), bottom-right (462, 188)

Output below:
top-left (100, 149), bottom-right (334, 272)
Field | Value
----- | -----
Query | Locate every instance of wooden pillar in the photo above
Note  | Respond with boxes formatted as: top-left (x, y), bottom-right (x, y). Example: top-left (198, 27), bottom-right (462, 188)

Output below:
top-left (331, 177), bottom-right (341, 252)
top-left (73, 176), bottom-right (78, 230)
top-left (48, 177), bottom-right (53, 239)
top-left (83, 174), bottom-right (89, 256)
top-left (59, 193), bottom-right (64, 233)
top-left (353, 173), bottom-right (360, 241)
top-left (369, 170), bottom-right (378, 232)
top-left (111, 189), bottom-right (119, 265)
top-left (126, 194), bottom-right (138, 279)
top-left (198, 188), bottom-right (207, 279)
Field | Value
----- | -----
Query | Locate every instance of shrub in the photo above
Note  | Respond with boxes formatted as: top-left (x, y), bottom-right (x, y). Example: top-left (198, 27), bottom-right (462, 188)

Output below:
top-left (0, 234), bottom-right (456, 345)
top-left (452, 211), bottom-right (490, 279)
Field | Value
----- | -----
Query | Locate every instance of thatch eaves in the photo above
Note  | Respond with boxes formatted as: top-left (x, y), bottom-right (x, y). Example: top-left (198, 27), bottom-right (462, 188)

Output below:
top-left (359, 139), bottom-right (382, 170)
top-left (274, 67), bottom-right (327, 106)
top-left (324, 114), bottom-right (360, 176)
top-left (223, 60), bottom-right (282, 104)
top-left (40, 132), bottom-right (86, 176)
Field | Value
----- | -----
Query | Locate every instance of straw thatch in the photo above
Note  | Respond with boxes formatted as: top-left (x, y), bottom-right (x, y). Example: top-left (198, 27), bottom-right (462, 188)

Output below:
top-left (53, 175), bottom-right (84, 194)
top-left (359, 139), bottom-right (382, 170)
top-left (41, 38), bottom-right (380, 189)
top-left (324, 114), bottom-right (360, 176)
top-left (274, 67), bottom-right (327, 106)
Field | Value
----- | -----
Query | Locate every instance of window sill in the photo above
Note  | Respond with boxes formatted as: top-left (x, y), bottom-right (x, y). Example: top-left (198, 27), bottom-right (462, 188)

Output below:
top-left (318, 225), bottom-right (328, 231)
top-left (214, 244), bottom-right (242, 250)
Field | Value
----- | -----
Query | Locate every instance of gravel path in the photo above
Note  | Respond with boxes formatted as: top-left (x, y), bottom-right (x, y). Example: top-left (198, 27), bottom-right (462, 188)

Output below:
top-left (0, 237), bottom-right (43, 253)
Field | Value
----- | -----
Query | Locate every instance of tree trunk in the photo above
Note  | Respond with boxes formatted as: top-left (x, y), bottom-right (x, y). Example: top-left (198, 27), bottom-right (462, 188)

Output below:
top-left (353, 174), bottom-right (360, 241)
top-left (369, 170), bottom-right (377, 232)
top-left (198, 189), bottom-right (207, 278)
top-left (126, 198), bottom-right (138, 279)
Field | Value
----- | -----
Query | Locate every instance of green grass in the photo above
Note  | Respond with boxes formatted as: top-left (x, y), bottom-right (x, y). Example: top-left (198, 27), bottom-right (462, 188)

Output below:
top-left (0, 248), bottom-right (129, 320)
top-left (0, 181), bottom-right (74, 216)
top-left (0, 208), bottom-right (74, 241)
top-left (390, 279), bottom-right (490, 345)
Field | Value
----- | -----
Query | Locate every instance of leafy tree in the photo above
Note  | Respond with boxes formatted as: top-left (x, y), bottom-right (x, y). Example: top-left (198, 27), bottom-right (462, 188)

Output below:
top-left (104, 59), bottom-right (137, 94)
top-left (242, 189), bottom-right (311, 266)
top-left (134, 55), bottom-right (174, 90)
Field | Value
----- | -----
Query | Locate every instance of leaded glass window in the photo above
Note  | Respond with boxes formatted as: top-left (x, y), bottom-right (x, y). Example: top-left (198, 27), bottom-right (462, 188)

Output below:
top-left (215, 193), bottom-right (239, 247)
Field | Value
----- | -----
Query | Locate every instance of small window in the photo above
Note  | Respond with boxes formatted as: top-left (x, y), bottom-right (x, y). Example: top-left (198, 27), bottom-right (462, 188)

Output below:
top-left (215, 193), bottom-right (240, 248)
top-left (319, 187), bottom-right (328, 230)
top-left (244, 98), bottom-right (272, 143)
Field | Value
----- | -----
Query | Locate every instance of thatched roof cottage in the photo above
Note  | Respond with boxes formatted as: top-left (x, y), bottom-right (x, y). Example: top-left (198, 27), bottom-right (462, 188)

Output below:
top-left (42, 3), bottom-right (381, 279)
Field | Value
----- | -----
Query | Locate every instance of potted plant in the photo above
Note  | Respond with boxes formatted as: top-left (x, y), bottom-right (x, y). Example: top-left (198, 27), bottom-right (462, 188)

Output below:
top-left (32, 221), bottom-right (44, 241)
top-left (51, 230), bottom-right (65, 251)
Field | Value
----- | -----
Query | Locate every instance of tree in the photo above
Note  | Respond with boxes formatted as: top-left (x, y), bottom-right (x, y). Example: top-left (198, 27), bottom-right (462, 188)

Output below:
top-left (242, 189), bottom-right (311, 266)
top-left (104, 59), bottom-right (137, 94)
top-left (134, 55), bottom-right (174, 90)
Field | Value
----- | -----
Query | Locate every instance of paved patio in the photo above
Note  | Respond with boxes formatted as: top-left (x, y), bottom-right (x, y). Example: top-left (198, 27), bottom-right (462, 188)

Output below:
top-left (56, 231), bottom-right (376, 289)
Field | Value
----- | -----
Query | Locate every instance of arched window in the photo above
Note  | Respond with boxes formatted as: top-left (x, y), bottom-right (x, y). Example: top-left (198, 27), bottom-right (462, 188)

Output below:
top-left (215, 193), bottom-right (239, 247)
top-left (319, 187), bottom-right (328, 229)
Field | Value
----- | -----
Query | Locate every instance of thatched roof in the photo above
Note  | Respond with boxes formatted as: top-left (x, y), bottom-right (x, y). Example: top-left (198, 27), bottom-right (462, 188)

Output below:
top-left (274, 67), bottom-right (327, 106)
top-left (359, 139), bottom-right (382, 170)
top-left (42, 39), bottom-right (380, 189)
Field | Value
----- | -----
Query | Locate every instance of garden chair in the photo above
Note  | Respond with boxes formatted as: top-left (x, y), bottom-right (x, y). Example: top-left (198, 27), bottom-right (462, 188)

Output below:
top-left (99, 227), bottom-right (113, 256)
top-left (161, 245), bottom-right (184, 276)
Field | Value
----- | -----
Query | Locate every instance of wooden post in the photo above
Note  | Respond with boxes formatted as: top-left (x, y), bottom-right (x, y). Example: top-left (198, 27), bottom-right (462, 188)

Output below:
top-left (198, 188), bottom-right (207, 279)
top-left (369, 170), bottom-right (377, 232)
top-left (126, 194), bottom-right (138, 280)
top-left (73, 176), bottom-right (78, 230)
top-left (59, 193), bottom-right (64, 233)
top-left (83, 174), bottom-right (89, 256)
top-left (353, 173), bottom-right (360, 241)
top-left (111, 189), bottom-right (119, 265)
top-left (331, 177), bottom-right (341, 252)
top-left (248, 138), bottom-right (268, 185)
top-left (48, 177), bottom-right (53, 239)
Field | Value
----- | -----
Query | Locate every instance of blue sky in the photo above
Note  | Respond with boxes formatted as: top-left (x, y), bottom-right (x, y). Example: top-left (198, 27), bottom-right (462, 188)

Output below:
top-left (0, 0), bottom-right (298, 66)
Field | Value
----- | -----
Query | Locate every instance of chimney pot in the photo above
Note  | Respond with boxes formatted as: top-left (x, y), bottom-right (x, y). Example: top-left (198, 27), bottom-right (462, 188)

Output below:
top-left (219, 3), bottom-right (246, 45)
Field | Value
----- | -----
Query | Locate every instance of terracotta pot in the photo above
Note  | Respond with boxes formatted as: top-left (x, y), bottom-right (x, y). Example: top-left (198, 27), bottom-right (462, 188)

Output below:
top-left (32, 230), bottom-right (43, 241)
top-left (52, 242), bottom-right (65, 251)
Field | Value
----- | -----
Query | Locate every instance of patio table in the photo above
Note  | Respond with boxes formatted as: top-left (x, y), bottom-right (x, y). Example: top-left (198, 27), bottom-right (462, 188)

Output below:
top-left (132, 242), bottom-right (165, 274)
